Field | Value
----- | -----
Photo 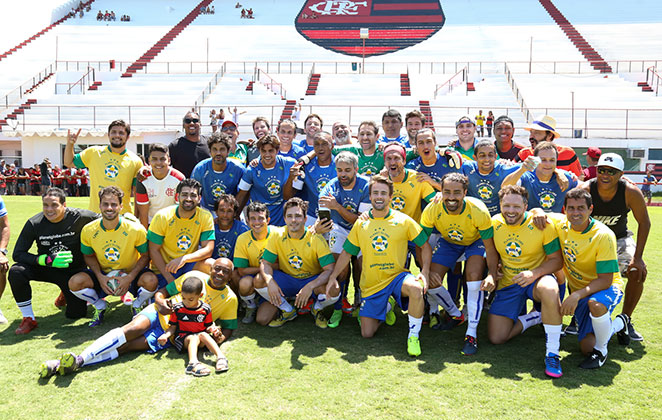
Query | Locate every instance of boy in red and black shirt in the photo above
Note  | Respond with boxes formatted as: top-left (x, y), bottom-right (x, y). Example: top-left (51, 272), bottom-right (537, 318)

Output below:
top-left (158, 276), bottom-right (228, 376)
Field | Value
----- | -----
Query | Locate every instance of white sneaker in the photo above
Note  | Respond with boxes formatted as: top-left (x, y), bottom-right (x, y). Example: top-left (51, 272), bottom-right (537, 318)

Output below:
top-left (0, 308), bottom-right (8, 324)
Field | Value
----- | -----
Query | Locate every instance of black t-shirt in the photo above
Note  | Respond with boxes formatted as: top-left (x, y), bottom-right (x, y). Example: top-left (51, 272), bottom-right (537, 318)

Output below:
top-left (168, 136), bottom-right (210, 177)
top-left (590, 179), bottom-right (629, 239)
top-left (12, 207), bottom-right (99, 269)
top-left (495, 141), bottom-right (524, 161)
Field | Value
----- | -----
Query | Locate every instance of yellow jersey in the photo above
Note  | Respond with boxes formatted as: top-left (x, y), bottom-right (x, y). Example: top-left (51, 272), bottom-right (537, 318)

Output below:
top-left (420, 197), bottom-right (493, 246)
top-left (80, 216), bottom-right (148, 273)
top-left (147, 205), bottom-right (215, 273)
top-left (390, 169), bottom-right (436, 221)
top-left (160, 270), bottom-right (238, 330)
top-left (491, 212), bottom-right (560, 289)
top-left (73, 146), bottom-right (143, 214)
top-left (549, 214), bottom-right (624, 291)
top-left (344, 209), bottom-right (428, 297)
top-left (234, 228), bottom-right (273, 268)
top-left (262, 227), bottom-right (334, 279)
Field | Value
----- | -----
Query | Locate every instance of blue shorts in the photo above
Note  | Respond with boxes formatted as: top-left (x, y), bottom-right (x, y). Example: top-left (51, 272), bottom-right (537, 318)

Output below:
top-left (272, 270), bottom-right (319, 298)
top-left (139, 305), bottom-right (171, 353)
top-left (575, 285), bottom-right (623, 341)
top-left (432, 237), bottom-right (485, 268)
top-left (156, 262), bottom-right (196, 289)
top-left (89, 267), bottom-right (153, 298)
top-left (359, 272), bottom-right (413, 321)
top-left (489, 282), bottom-right (537, 321)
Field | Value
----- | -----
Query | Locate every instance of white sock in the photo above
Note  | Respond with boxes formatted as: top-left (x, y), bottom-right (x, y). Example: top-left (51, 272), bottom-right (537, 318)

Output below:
top-left (428, 286), bottom-right (461, 317)
top-left (314, 293), bottom-right (339, 310)
top-left (240, 292), bottom-right (257, 309)
top-left (16, 300), bottom-right (35, 320)
top-left (71, 288), bottom-right (107, 310)
top-left (465, 282), bottom-right (484, 338)
top-left (386, 300), bottom-right (393, 313)
top-left (426, 295), bottom-right (440, 314)
top-left (590, 312), bottom-right (612, 355)
top-left (132, 287), bottom-right (155, 308)
top-left (518, 310), bottom-right (542, 333)
top-left (408, 315), bottom-right (423, 338)
top-left (81, 349), bottom-right (119, 367)
top-left (80, 328), bottom-right (127, 363)
top-left (611, 315), bottom-right (625, 336)
top-left (255, 287), bottom-right (292, 312)
top-left (543, 324), bottom-right (562, 355)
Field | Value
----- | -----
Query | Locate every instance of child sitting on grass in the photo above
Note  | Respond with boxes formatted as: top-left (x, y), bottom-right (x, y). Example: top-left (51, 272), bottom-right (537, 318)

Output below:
top-left (158, 276), bottom-right (228, 376)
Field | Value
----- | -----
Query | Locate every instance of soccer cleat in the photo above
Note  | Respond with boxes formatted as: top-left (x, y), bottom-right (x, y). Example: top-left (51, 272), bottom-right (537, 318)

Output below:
top-left (297, 298), bottom-right (313, 315)
top-left (58, 352), bottom-right (83, 376)
top-left (88, 308), bottom-right (106, 327)
top-left (15, 317), bottom-right (38, 335)
top-left (407, 336), bottom-right (421, 357)
top-left (242, 306), bottom-right (257, 324)
top-left (563, 317), bottom-right (578, 336)
top-left (39, 359), bottom-right (60, 379)
top-left (0, 308), bottom-right (7, 324)
top-left (615, 313), bottom-right (631, 346)
top-left (579, 348), bottom-right (607, 369)
top-left (385, 296), bottom-right (397, 326)
top-left (438, 313), bottom-right (465, 331)
top-left (311, 308), bottom-right (328, 329)
top-left (327, 309), bottom-right (342, 329)
top-left (627, 319), bottom-right (644, 341)
top-left (54, 291), bottom-right (67, 308)
top-left (544, 353), bottom-right (563, 378)
top-left (120, 292), bottom-right (133, 306)
top-left (268, 308), bottom-right (298, 327)
top-left (341, 298), bottom-right (353, 315)
top-left (461, 335), bottom-right (478, 356)
top-left (429, 312), bottom-right (443, 329)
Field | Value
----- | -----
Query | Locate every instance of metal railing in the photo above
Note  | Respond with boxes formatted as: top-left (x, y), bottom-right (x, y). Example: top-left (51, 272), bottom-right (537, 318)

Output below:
top-left (255, 68), bottom-right (287, 100)
top-left (2, 62), bottom-right (56, 110)
top-left (193, 63), bottom-right (226, 109)
top-left (434, 67), bottom-right (467, 99)
top-left (54, 67), bottom-right (95, 95)
top-left (645, 66), bottom-right (661, 96)
top-left (505, 63), bottom-right (533, 123)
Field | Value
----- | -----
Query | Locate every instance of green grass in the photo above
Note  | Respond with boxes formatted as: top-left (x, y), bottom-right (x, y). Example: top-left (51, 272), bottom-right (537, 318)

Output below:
top-left (0, 196), bottom-right (660, 419)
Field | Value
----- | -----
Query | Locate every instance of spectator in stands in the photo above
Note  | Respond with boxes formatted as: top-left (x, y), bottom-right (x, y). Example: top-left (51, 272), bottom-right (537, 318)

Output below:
top-left (65, 167), bottom-right (77, 196)
top-left (39, 158), bottom-right (52, 194)
top-left (404, 110), bottom-right (426, 149)
top-left (332, 121), bottom-right (354, 146)
top-left (51, 165), bottom-right (64, 191)
top-left (475, 110), bottom-right (485, 137)
top-left (16, 167), bottom-right (28, 196)
top-left (493, 115), bottom-right (524, 161)
top-left (228, 107), bottom-right (246, 125)
top-left (241, 9), bottom-right (246, 18)
top-left (97, 11), bottom-right (102, 21)
top-left (582, 146), bottom-right (602, 181)
top-left (218, 108), bottom-right (225, 124)
top-left (77, 168), bottom-right (89, 197)
top-left (210, 109), bottom-right (218, 133)
top-left (641, 167), bottom-right (658, 206)
top-left (378, 109), bottom-right (408, 147)
top-left (236, 2), bottom-right (242, 8)
top-left (518, 115), bottom-right (583, 179)
top-left (4, 164), bottom-right (17, 195)
top-left (247, 8), bottom-right (254, 19)
top-left (211, 5), bottom-right (215, 14)
top-left (30, 164), bottom-right (41, 195)
top-left (292, 103), bottom-right (301, 121)
top-left (168, 111), bottom-right (210, 178)
top-left (486, 111), bottom-right (494, 137)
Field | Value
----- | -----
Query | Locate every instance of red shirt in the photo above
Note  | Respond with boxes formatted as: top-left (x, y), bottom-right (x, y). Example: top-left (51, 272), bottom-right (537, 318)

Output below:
top-left (517, 144), bottom-right (583, 177)
top-left (168, 301), bottom-right (213, 339)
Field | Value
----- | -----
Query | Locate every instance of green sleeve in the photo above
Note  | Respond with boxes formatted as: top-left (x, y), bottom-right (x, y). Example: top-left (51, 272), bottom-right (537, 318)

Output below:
top-left (421, 226), bottom-right (433, 237)
top-left (405, 149), bottom-right (418, 163)
top-left (343, 240), bottom-right (360, 256)
top-left (318, 253), bottom-right (335, 268)
top-left (73, 154), bottom-right (86, 169)
top-left (412, 230), bottom-right (428, 247)
top-left (165, 281), bottom-right (180, 296)
top-left (479, 226), bottom-right (494, 240)
top-left (596, 260), bottom-right (619, 274)
top-left (262, 249), bottom-right (277, 264)
top-left (81, 243), bottom-right (94, 255)
top-left (234, 257), bottom-right (249, 268)
top-left (147, 230), bottom-right (164, 245)
top-left (543, 238), bottom-right (560, 255)
top-left (423, 191), bottom-right (436, 203)
top-left (200, 230), bottom-right (215, 242)
top-left (136, 241), bottom-right (148, 254)
top-left (220, 318), bottom-right (238, 330)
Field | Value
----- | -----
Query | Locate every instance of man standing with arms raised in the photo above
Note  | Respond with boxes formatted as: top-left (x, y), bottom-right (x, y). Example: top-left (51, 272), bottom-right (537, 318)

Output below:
top-left (168, 111), bottom-right (210, 177)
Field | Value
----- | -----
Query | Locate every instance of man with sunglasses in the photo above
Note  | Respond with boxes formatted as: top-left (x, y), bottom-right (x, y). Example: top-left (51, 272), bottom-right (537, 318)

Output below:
top-left (580, 153), bottom-right (650, 342)
top-left (220, 120), bottom-right (248, 165)
top-left (168, 111), bottom-right (210, 177)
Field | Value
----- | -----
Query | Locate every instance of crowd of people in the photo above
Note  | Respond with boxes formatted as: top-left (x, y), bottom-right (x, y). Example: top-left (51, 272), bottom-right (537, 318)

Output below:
top-left (200, 5), bottom-right (215, 15)
top-left (0, 108), bottom-right (652, 380)
top-left (0, 159), bottom-right (89, 197)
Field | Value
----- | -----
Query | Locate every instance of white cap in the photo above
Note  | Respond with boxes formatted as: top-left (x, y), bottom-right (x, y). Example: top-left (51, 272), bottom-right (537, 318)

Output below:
top-left (597, 153), bottom-right (624, 171)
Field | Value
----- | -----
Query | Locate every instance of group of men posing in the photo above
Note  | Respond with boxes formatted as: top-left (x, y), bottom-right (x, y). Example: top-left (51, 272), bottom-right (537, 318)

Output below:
top-left (0, 108), bottom-right (650, 380)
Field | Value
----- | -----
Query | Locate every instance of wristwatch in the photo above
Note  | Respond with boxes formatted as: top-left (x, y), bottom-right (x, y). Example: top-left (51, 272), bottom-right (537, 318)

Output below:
top-left (0, 248), bottom-right (8, 255)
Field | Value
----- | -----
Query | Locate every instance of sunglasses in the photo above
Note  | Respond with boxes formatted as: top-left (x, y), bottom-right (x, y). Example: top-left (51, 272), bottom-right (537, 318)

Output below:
top-left (221, 126), bottom-right (236, 132)
top-left (184, 118), bottom-right (200, 124)
top-left (597, 167), bottom-right (620, 176)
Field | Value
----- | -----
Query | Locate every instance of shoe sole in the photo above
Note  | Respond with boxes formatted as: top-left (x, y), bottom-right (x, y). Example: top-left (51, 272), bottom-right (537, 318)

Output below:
top-left (39, 362), bottom-right (57, 379)
top-left (545, 369), bottom-right (563, 378)
top-left (58, 353), bottom-right (78, 375)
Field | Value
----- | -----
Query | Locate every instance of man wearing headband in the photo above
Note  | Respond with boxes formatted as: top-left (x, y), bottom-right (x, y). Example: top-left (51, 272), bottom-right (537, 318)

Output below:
top-left (452, 116), bottom-right (479, 161)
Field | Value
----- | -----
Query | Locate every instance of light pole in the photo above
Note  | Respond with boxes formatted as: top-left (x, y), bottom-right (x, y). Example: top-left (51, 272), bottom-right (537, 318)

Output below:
top-left (571, 91), bottom-right (575, 137)
top-left (360, 28), bottom-right (369, 74)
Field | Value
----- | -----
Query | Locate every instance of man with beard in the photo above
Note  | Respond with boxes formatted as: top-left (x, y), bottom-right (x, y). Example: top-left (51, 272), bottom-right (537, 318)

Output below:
top-left (191, 132), bottom-right (246, 213)
top-left (326, 175), bottom-right (431, 356)
top-left (9, 188), bottom-right (97, 334)
top-left (255, 198), bottom-right (338, 328)
top-left (212, 195), bottom-right (248, 292)
top-left (378, 109), bottom-right (408, 147)
top-left (406, 128), bottom-right (456, 192)
top-left (147, 179), bottom-right (215, 288)
top-left (332, 121), bottom-right (354, 146)
top-left (420, 173), bottom-right (495, 356)
top-left (64, 120), bottom-right (143, 214)
top-left (318, 152), bottom-right (372, 327)
top-left (167, 111), bottom-right (210, 177)
top-left (277, 119), bottom-right (305, 159)
top-left (296, 114), bottom-right (323, 154)
top-left (404, 110), bottom-right (426, 149)
top-left (237, 134), bottom-right (297, 226)
top-left (334, 121), bottom-right (384, 176)
top-left (68, 187), bottom-right (158, 326)
top-left (39, 258), bottom-right (238, 378)
top-left (492, 116), bottom-right (525, 161)
top-left (517, 115), bottom-right (583, 178)
top-left (485, 185), bottom-right (564, 378)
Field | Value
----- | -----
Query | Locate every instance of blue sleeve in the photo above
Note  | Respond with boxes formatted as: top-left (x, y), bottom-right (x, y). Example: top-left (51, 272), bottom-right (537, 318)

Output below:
top-left (241, 166), bottom-right (253, 184)
top-left (566, 171), bottom-right (578, 189)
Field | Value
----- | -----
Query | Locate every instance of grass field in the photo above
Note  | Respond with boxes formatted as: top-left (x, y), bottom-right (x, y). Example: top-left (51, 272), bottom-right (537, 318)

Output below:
top-left (0, 196), bottom-right (660, 419)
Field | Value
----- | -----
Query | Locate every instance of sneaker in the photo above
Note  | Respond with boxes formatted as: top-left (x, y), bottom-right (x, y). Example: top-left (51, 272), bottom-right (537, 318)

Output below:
top-left (438, 313), bottom-right (465, 331)
top-left (297, 298), bottom-right (313, 315)
top-left (615, 313), bottom-right (631, 346)
top-left (39, 359), bottom-right (60, 379)
top-left (15, 317), bottom-right (38, 335)
top-left (0, 308), bottom-right (7, 324)
top-left (54, 291), bottom-right (67, 308)
top-left (268, 308), bottom-right (298, 327)
top-left (88, 308), bottom-right (106, 327)
top-left (120, 293), bottom-right (133, 306)
top-left (242, 306), bottom-right (257, 324)
top-left (429, 312), bottom-right (443, 329)
top-left (627, 319), bottom-right (644, 342)
top-left (341, 298), bottom-right (353, 315)
top-left (327, 309), bottom-right (342, 328)
top-left (385, 296), bottom-right (396, 326)
top-left (58, 352), bottom-right (83, 376)
top-left (544, 353), bottom-right (563, 378)
top-left (563, 317), bottom-right (578, 336)
top-left (407, 336), bottom-right (421, 357)
top-left (579, 348), bottom-right (607, 369)
top-left (311, 308), bottom-right (328, 329)
top-left (461, 335), bottom-right (478, 356)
